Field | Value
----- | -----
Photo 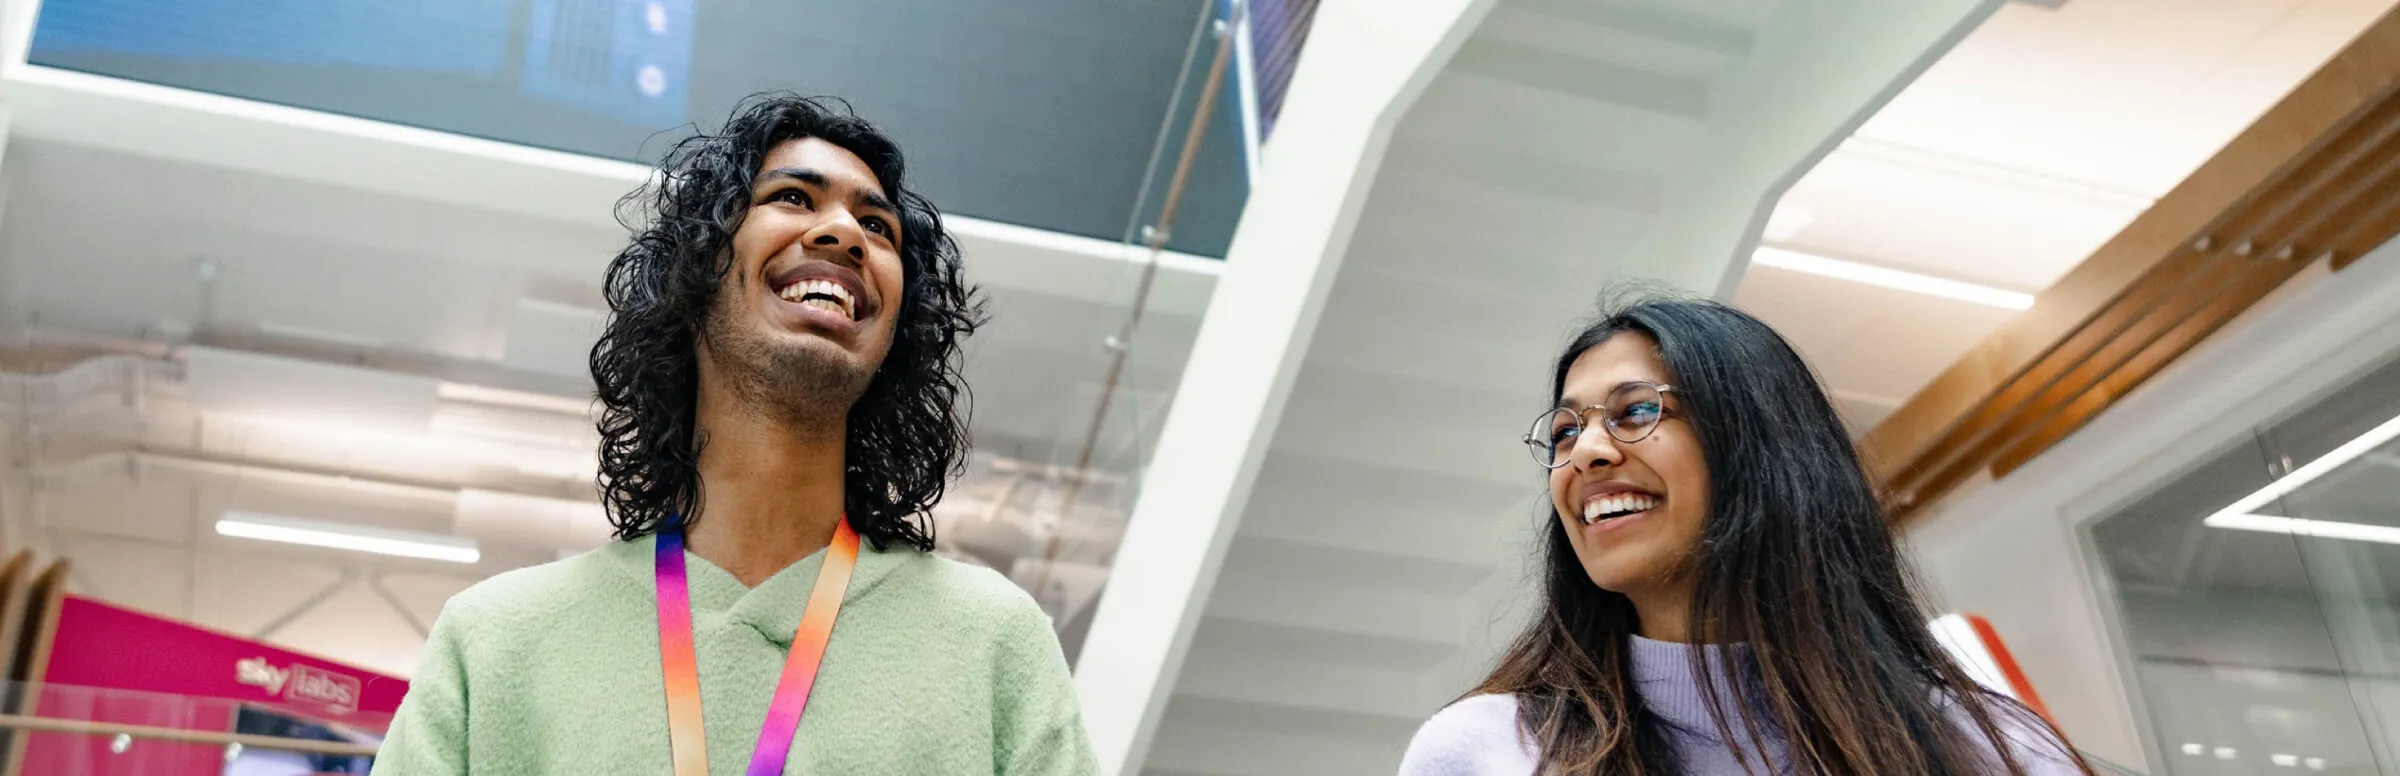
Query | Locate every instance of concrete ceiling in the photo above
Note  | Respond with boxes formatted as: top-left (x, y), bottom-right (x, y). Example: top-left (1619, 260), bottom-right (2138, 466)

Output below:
top-left (0, 72), bottom-right (1219, 676)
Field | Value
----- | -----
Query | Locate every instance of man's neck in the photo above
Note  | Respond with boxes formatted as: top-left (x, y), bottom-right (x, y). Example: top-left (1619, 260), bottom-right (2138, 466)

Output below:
top-left (681, 386), bottom-right (848, 589)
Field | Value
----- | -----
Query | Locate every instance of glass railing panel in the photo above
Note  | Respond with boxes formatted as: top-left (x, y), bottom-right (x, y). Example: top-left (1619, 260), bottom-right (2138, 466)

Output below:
top-left (1021, 0), bottom-right (1233, 666)
top-left (0, 681), bottom-right (386, 775)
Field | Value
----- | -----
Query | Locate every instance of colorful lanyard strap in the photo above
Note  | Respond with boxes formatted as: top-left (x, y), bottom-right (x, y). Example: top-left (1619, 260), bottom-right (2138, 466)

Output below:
top-left (655, 516), bottom-right (861, 776)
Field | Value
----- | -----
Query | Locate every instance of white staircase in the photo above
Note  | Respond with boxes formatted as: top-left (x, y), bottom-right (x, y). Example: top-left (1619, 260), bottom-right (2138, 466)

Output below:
top-left (1131, 0), bottom-right (2003, 773)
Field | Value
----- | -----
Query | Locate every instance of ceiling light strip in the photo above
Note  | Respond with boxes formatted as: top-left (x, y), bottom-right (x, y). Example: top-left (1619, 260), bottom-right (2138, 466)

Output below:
top-left (2206, 513), bottom-right (2400, 545)
top-left (1752, 246), bottom-right (2038, 310)
top-left (2203, 409), bottom-right (2400, 524)
top-left (217, 511), bottom-right (481, 564)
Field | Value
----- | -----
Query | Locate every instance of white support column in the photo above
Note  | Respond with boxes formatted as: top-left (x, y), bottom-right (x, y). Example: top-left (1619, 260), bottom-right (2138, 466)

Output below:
top-left (1070, 2), bottom-right (1497, 774)
top-left (0, 94), bottom-right (23, 556)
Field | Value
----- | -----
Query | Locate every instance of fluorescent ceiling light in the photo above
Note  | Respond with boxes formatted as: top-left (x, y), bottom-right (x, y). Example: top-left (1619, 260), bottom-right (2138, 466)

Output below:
top-left (2206, 513), bottom-right (2400, 545)
top-left (2201, 409), bottom-right (2400, 532)
top-left (217, 512), bottom-right (480, 564)
top-left (1751, 246), bottom-right (2036, 310)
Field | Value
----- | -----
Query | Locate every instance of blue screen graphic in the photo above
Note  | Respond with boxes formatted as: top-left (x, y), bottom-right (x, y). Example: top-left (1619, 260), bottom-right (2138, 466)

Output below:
top-left (30, 0), bottom-right (694, 129)
top-left (33, 0), bottom-right (513, 74)
top-left (25, 0), bottom-right (1252, 256)
top-left (523, 0), bottom-right (693, 127)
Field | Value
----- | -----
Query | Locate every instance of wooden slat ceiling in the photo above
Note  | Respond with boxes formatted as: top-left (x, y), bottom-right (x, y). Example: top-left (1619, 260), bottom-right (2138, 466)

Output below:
top-left (1864, 5), bottom-right (2400, 523)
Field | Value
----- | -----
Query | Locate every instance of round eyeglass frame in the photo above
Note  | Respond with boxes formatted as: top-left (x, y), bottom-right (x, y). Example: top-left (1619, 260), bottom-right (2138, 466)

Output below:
top-left (1521, 382), bottom-right (1677, 470)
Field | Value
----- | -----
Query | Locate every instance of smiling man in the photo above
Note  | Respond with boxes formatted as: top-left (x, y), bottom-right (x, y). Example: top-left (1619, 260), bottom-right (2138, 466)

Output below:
top-left (373, 94), bottom-right (1097, 776)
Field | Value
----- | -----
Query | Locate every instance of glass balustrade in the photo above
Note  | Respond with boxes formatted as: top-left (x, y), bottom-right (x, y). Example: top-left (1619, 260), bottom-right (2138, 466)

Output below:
top-left (0, 681), bottom-right (388, 776)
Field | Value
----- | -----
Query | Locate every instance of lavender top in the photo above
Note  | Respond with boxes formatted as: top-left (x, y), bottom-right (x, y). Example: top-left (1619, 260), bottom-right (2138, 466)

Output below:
top-left (1397, 635), bottom-right (2083, 775)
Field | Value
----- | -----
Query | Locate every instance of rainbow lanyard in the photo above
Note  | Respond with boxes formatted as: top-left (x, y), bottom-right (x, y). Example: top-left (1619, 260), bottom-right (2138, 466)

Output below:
top-left (654, 517), bottom-right (860, 776)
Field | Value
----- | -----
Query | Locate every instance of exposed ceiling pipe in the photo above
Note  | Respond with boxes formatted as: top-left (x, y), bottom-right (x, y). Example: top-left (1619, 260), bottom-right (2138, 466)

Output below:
top-left (31, 450), bottom-right (461, 506)
top-left (0, 340), bottom-right (596, 422)
top-left (5, 319), bottom-right (591, 405)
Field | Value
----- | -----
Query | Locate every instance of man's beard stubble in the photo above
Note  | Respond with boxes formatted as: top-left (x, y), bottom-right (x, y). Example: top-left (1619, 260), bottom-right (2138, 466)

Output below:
top-left (700, 289), bottom-right (876, 432)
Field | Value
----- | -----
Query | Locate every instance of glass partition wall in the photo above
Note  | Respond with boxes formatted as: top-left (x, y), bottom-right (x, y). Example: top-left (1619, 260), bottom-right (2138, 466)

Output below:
top-left (2091, 352), bottom-right (2400, 775)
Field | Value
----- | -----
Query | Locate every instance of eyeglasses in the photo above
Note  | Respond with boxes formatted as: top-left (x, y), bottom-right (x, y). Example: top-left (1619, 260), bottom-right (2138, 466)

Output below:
top-left (1522, 381), bottom-right (1677, 469)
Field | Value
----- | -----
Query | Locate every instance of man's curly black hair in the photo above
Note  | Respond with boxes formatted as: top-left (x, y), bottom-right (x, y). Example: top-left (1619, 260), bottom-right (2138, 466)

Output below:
top-left (589, 93), bottom-right (983, 552)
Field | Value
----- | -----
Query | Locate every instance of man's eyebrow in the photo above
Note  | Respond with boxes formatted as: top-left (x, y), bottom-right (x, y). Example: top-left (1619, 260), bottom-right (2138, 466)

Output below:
top-left (759, 167), bottom-right (826, 187)
top-left (856, 190), bottom-right (898, 218)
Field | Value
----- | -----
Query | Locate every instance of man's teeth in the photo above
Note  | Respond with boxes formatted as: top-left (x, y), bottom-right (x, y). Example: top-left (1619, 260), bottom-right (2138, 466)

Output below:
top-left (776, 279), bottom-right (856, 319)
top-left (1580, 493), bottom-right (1661, 524)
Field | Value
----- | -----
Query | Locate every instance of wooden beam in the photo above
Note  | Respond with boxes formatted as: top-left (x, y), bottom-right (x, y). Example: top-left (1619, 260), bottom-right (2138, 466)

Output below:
top-left (1906, 95), bottom-right (2400, 496)
top-left (1867, 5), bottom-right (2400, 521)
top-left (1, 561), bottom-right (68, 776)
top-left (1901, 250), bottom-right (2254, 499)
top-left (1990, 259), bottom-right (2308, 474)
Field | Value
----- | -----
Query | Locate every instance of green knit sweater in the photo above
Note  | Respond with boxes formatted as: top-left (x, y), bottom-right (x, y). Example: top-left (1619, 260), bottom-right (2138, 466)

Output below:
top-left (370, 535), bottom-right (1097, 775)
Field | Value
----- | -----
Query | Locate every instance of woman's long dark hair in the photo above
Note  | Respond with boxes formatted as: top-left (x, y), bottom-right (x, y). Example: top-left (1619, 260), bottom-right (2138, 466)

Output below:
top-left (589, 93), bottom-right (984, 552)
top-left (1472, 296), bottom-right (2086, 775)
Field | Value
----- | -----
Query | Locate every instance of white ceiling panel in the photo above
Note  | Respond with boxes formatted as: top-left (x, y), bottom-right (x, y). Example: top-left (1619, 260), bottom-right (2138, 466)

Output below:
top-left (1857, 0), bottom-right (2384, 196)
top-left (1776, 144), bottom-right (2148, 291)
top-left (1731, 263), bottom-right (1905, 365)
top-left (1813, 286), bottom-right (2023, 401)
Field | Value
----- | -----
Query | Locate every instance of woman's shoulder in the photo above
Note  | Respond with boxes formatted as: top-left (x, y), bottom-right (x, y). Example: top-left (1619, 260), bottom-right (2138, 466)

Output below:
top-left (1421, 693), bottom-right (1523, 729)
top-left (1397, 694), bottom-right (1538, 776)
top-left (1943, 695), bottom-right (2088, 775)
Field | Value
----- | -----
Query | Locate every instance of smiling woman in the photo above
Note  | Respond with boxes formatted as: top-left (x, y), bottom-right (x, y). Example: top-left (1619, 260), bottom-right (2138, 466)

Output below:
top-left (1398, 296), bottom-right (2091, 776)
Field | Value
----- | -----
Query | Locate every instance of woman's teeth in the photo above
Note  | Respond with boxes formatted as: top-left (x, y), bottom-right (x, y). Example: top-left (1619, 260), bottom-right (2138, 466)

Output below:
top-left (1581, 493), bottom-right (1661, 525)
top-left (777, 279), bottom-right (856, 319)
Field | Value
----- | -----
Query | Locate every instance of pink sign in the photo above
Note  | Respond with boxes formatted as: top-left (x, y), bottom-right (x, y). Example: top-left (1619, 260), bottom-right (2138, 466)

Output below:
top-left (20, 595), bottom-right (408, 776)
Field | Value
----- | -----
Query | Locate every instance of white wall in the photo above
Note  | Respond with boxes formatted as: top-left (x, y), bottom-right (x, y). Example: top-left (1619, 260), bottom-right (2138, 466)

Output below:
top-left (1905, 237), bottom-right (2400, 771)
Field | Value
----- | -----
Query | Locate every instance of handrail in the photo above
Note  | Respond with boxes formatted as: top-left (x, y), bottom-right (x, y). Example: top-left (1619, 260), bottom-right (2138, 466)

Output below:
top-left (1033, 0), bottom-right (1249, 593)
top-left (0, 713), bottom-right (379, 757)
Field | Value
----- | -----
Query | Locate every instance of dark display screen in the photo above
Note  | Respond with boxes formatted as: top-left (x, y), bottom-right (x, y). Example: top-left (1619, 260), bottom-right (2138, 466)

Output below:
top-left (31, 0), bottom-right (1249, 256)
